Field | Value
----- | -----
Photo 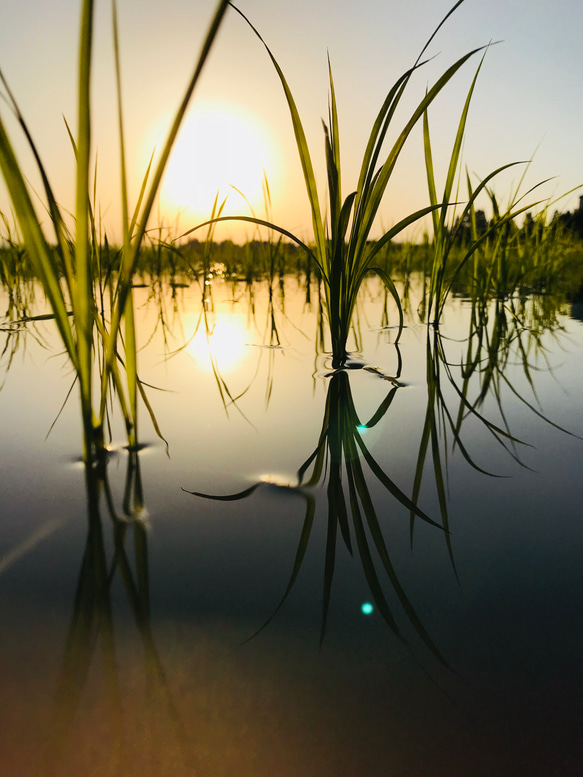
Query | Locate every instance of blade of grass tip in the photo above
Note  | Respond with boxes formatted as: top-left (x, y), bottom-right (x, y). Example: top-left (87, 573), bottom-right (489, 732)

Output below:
top-left (369, 266), bottom-right (404, 342)
top-left (230, 4), bottom-right (327, 272)
top-left (412, 333), bottom-right (438, 523)
top-left (415, 0), bottom-right (468, 66)
top-left (181, 483), bottom-right (260, 501)
top-left (439, 53), bottom-right (487, 232)
top-left (350, 41), bottom-right (475, 255)
top-left (137, 379), bottom-right (170, 451)
top-left (455, 162), bottom-right (526, 242)
top-left (328, 54), bottom-right (340, 182)
top-left (45, 377), bottom-right (78, 441)
top-left (353, 1), bottom-right (482, 245)
top-left (327, 54), bottom-right (342, 237)
top-left (328, 463), bottom-right (352, 555)
top-left (362, 386), bottom-right (399, 429)
top-left (117, 88), bottom-right (139, 455)
top-left (354, 6), bottom-right (456, 217)
top-left (127, 151), bottom-right (154, 241)
top-left (355, 433), bottom-right (444, 529)
top-left (409, 401), bottom-right (433, 542)
top-left (499, 370), bottom-right (581, 438)
top-left (112, 0), bottom-right (129, 244)
top-left (358, 46), bottom-right (488, 253)
top-left (242, 494), bottom-right (317, 644)
top-left (262, 169), bottom-right (271, 211)
top-left (230, 183), bottom-right (258, 220)
top-left (428, 405), bottom-right (457, 574)
top-left (297, 435), bottom-right (329, 487)
top-left (63, 114), bottom-right (78, 158)
top-left (436, 365), bottom-right (531, 469)
top-left (423, 106), bottom-right (440, 237)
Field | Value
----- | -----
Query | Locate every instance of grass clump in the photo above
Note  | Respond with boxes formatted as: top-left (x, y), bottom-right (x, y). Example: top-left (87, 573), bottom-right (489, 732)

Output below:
top-left (0, 0), bottom-right (229, 461)
top-left (185, 0), bottom-right (490, 367)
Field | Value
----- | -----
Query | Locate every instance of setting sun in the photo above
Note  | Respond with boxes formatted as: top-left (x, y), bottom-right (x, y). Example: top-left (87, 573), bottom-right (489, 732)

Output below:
top-left (159, 104), bottom-right (277, 223)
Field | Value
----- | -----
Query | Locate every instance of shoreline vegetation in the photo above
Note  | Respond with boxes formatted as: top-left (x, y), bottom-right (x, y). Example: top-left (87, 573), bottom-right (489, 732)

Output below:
top-left (3, 219), bottom-right (583, 297)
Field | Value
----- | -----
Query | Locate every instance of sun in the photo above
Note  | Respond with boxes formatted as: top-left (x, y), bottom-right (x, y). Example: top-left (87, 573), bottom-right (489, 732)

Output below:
top-left (159, 104), bottom-right (277, 222)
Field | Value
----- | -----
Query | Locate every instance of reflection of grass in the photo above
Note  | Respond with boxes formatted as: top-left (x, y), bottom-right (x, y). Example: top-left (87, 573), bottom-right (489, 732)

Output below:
top-left (46, 451), bottom-right (192, 776)
top-left (410, 294), bottom-right (580, 562)
top-left (183, 280), bottom-right (582, 666)
top-left (185, 367), bottom-right (450, 665)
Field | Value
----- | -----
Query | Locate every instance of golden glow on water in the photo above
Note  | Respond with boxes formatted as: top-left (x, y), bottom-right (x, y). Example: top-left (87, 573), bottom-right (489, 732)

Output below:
top-left (160, 105), bottom-right (277, 220)
top-left (186, 314), bottom-right (248, 374)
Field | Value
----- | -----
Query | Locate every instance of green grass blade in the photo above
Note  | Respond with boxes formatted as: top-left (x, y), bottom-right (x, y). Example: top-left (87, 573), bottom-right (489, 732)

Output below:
top-left (74, 0), bottom-right (96, 454)
top-left (357, 47), bottom-right (487, 255)
top-left (0, 116), bottom-right (77, 366)
top-left (112, 0), bottom-right (129, 244)
top-left (104, 0), bottom-right (230, 369)
top-left (438, 54), bottom-right (486, 231)
top-left (0, 69), bottom-right (74, 284)
top-left (230, 4), bottom-right (327, 269)
top-left (422, 107), bottom-right (440, 236)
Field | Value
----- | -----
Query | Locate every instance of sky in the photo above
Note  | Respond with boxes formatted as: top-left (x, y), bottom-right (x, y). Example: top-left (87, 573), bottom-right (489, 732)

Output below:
top-left (0, 0), bottom-right (582, 244)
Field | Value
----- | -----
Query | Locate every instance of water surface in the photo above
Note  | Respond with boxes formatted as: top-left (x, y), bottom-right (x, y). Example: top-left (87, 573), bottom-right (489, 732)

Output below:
top-left (1, 275), bottom-right (582, 776)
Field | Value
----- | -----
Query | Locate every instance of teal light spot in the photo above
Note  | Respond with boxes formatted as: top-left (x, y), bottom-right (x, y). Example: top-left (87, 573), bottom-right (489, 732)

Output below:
top-left (361, 602), bottom-right (374, 615)
top-left (357, 424), bottom-right (367, 433)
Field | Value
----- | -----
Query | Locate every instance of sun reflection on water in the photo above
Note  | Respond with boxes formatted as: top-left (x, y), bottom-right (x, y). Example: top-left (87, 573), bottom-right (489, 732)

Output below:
top-left (187, 315), bottom-right (248, 374)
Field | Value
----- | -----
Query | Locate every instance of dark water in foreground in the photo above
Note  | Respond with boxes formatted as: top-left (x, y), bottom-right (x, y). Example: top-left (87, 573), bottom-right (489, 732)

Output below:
top-left (1, 276), bottom-right (583, 776)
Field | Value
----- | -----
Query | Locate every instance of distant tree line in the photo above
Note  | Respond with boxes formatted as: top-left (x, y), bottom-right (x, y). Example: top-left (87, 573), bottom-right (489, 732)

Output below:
top-left (552, 195), bottom-right (583, 240)
top-left (451, 195), bottom-right (583, 246)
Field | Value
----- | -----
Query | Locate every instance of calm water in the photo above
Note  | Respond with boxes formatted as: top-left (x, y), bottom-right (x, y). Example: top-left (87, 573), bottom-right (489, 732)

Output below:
top-left (1, 275), bottom-right (583, 776)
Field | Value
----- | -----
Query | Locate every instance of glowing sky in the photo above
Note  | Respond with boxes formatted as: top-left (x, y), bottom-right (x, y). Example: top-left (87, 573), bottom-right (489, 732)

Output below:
top-left (0, 0), bottom-right (581, 243)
